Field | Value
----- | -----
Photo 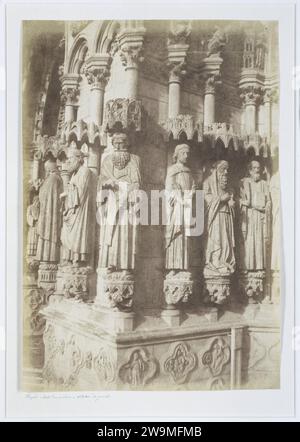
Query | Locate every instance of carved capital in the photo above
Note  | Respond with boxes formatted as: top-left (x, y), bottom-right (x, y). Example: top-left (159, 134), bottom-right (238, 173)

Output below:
top-left (60, 86), bottom-right (79, 105)
top-left (240, 86), bottom-right (262, 106)
top-left (119, 43), bottom-right (144, 69)
top-left (84, 66), bottom-right (110, 89)
top-left (204, 74), bottom-right (221, 95)
top-left (264, 87), bottom-right (279, 104)
top-left (167, 60), bottom-right (187, 83)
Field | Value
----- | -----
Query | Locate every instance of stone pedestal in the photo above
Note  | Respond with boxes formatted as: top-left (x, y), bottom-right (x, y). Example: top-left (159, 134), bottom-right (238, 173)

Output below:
top-left (162, 271), bottom-right (193, 326)
top-left (55, 264), bottom-right (93, 301)
top-left (239, 270), bottom-right (266, 304)
top-left (40, 297), bottom-right (257, 391)
top-left (38, 262), bottom-right (58, 297)
top-left (96, 269), bottom-right (135, 332)
top-left (203, 277), bottom-right (231, 305)
top-left (96, 269), bottom-right (135, 311)
top-left (23, 260), bottom-right (46, 371)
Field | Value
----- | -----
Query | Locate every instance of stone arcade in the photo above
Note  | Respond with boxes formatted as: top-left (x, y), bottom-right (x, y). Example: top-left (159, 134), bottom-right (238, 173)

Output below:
top-left (23, 20), bottom-right (280, 391)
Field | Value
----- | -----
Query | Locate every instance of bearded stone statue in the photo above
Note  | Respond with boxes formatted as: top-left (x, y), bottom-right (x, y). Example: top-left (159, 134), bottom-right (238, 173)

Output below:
top-left (97, 132), bottom-right (141, 271)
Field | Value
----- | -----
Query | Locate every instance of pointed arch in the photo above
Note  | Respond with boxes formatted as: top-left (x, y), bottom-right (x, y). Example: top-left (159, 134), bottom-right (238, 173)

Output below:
top-left (93, 20), bottom-right (120, 54)
top-left (67, 36), bottom-right (88, 74)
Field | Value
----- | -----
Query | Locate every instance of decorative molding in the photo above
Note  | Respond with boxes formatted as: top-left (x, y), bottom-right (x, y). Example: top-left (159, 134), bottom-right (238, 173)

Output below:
top-left (98, 270), bottom-right (134, 311)
top-left (163, 271), bottom-right (193, 306)
top-left (202, 337), bottom-right (230, 376)
top-left (162, 114), bottom-right (202, 141)
top-left (119, 348), bottom-right (158, 386)
top-left (239, 270), bottom-right (266, 303)
top-left (203, 122), bottom-right (239, 150)
top-left (59, 265), bottom-right (93, 301)
top-left (103, 98), bottom-right (142, 133)
top-left (203, 277), bottom-right (231, 305)
top-left (164, 342), bottom-right (197, 384)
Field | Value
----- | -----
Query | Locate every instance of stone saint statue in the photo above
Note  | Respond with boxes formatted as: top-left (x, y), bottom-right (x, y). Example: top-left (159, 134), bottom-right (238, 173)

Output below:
top-left (36, 160), bottom-right (63, 262)
top-left (26, 195), bottom-right (40, 258)
top-left (97, 133), bottom-right (141, 270)
top-left (239, 160), bottom-right (271, 271)
top-left (203, 160), bottom-right (236, 278)
top-left (165, 144), bottom-right (195, 271)
top-left (60, 147), bottom-right (97, 266)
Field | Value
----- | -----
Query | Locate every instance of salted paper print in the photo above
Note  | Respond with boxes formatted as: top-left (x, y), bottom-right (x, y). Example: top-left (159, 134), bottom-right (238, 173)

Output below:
top-left (22, 20), bottom-right (280, 392)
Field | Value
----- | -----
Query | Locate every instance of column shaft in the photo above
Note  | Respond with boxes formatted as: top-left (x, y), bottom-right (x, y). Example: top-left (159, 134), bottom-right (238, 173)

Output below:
top-left (204, 92), bottom-right (215, 126)
top-left (168, 81), bottom-right (181, 118)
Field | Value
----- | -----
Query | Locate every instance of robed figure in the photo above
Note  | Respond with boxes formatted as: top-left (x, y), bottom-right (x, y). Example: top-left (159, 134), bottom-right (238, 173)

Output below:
top-left (97, 133), bottom-right (141, 270)
top-left (203, 160), bottom-right (236, 277)
top-left (36, 160), bottom-right (63, 262)
top-left (239, 160), bottom-right (271, 270)
top-left (60, 148), bottom-right (97, 265)
top-left (165, 144), bottom-right (195, 271)
top-left (26, 195), bottom-right (40, 257)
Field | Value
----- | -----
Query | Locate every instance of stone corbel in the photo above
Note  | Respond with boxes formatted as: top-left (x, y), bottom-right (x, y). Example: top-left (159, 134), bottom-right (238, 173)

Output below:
top-left (103, 98), bottom-right (142, 135)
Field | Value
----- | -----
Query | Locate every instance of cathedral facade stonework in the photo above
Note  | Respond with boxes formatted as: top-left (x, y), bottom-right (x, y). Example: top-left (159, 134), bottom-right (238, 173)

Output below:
top-left (22, 19), bottom-right (280, 391)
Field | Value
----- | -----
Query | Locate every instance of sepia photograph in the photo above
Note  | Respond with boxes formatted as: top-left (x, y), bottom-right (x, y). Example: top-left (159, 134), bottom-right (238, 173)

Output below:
top-left (21, 17), bottom-right (282, 393)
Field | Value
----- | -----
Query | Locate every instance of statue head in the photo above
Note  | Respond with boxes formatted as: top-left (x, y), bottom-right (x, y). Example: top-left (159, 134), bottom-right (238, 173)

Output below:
top-left (216, 160), bottom-right (229, 189)
top-left (66, 147), bottom-right (84, 174)
top-left (249, 160), bottom-right (261, 182)
top-left (112, 133), bottom-right (129, 152)
top-left (173, 144), bottom-right (190, 165)
top-left (44, 159), bottom-right (57, 175)
top-left (112, 133), bottom-right (130, 170)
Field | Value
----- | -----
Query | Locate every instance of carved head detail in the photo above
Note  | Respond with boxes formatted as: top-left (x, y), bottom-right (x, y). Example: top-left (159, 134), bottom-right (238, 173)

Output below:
top-left (44, 159), bottom-right (57, 176)
top-left (216, 160), bottom-right (229, 189)
top-left (112, 133), bottom-right (130, 170)
top-left (66, 147), bottom-right (84, 174)
top-left (173, 144), bottom-right (190, 165)
top-left (249, 160), bottom-right (261, 182)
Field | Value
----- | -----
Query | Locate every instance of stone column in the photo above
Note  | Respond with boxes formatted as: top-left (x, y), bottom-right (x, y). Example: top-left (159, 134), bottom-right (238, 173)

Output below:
top-left (62, 87), bottom-right (79, 124)
top-left (85, 62), bottom-right (110, 128)
top-left (204, 76), bottom-right (217, 126)
top-left (85, 63), bottom-right (111, 175)
top-left (167, 62), bottom-right (186, 118)
top-left (119, 23), bottom-right (145, 99)
top-left (166, 31), bottom-right (189, 119)
top-left (240, 87), bottom-right (260, 135)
